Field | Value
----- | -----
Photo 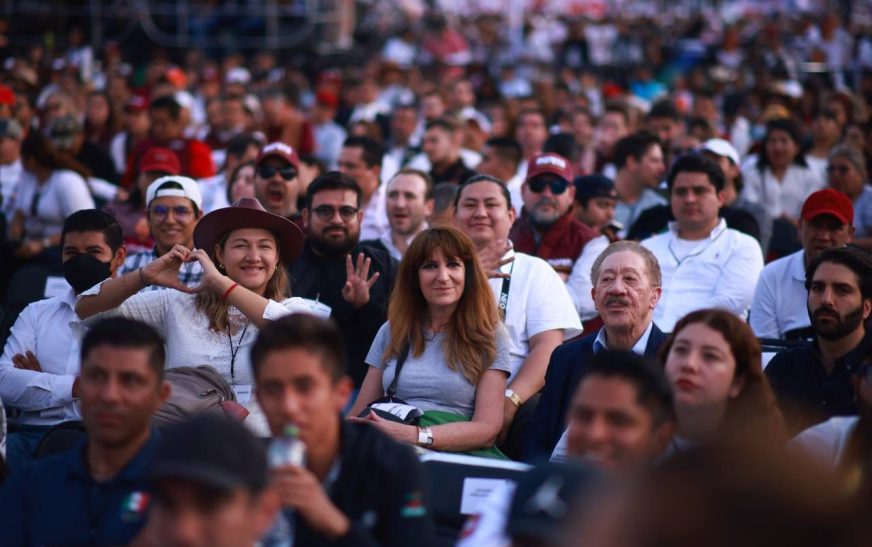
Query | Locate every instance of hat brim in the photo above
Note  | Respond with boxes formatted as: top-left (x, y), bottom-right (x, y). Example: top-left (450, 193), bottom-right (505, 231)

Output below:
top-left (150, 461), bottom-right (246, 491)
top-left (194, 206), bottom-right (304, 264)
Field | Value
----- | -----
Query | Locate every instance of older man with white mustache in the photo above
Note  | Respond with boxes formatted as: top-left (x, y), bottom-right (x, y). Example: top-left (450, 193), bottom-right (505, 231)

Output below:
top-left (528, 240), bottom-right (669, 460)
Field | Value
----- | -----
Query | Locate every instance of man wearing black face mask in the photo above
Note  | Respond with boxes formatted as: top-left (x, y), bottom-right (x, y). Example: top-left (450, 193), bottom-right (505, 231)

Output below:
top-left (0, 209), bottom-right (126, 472)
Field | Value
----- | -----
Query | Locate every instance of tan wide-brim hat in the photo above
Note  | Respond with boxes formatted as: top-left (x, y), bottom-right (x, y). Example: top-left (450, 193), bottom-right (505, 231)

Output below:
top-left (193, 197), bottom-right (304, 263)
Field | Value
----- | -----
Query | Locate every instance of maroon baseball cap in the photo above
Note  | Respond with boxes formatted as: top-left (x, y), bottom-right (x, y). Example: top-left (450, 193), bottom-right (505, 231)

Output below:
top-left (140, 147), bottom-right (181, 176)
top-left (526, 153), bottom-right (574, 183)
top-left (125, 95), bottom-right (149, 113)
top-left (801, 189), bottom-right (854, 225)
top-left (256, 142), bottom-right (299, 169)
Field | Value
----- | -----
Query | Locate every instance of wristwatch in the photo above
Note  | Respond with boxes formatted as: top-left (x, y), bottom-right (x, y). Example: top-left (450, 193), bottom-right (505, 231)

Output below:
top-left (417, 426), bottom-right (434, 447)
top-left (505, 389), bottom-right (523, 408)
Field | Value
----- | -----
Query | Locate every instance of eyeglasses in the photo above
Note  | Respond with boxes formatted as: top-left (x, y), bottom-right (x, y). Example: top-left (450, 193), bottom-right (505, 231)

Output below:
top-left (150, 205), bottom-right (194, 221)
top-left (312, 205), bottom-right (359, 221)
top-left (257, 165), bottom-right (298, 180)
top-left (527, 177), bottom-right (569, 195)
top-left (826, 164), bottom-right (852, 175)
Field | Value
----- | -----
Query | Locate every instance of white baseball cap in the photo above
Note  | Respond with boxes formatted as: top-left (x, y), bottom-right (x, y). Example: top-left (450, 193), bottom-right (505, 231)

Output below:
top-left (146, 175), bottom-right (204, 211)
top-left (701, 138), bottom-right (740, 166)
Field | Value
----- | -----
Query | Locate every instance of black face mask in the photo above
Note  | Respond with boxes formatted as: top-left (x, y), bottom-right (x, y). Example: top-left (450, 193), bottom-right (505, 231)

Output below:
top-left (63, 253), bottom-right (113, 294)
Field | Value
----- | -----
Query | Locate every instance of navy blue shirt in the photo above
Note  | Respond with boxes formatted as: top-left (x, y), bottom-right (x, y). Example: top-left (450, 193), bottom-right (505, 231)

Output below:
top-left (0, 432), bottom-right (158, 546)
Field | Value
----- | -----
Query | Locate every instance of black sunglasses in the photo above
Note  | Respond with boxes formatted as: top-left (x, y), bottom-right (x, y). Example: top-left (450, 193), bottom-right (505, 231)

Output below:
top-left (528, 177), bottom-right (569, 195)
top-left (257, 165), bottom-right (298, 180)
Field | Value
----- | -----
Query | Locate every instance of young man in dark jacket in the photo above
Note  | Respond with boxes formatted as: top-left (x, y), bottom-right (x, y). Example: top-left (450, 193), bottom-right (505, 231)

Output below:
top-left (251, 314), bottom-right (436, 547)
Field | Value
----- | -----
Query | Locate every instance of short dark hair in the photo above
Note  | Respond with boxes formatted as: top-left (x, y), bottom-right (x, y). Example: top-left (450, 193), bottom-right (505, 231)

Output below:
top-left (666, 153), bottom-right (725, 193)
top-left (62, 209), bottom-right (123, 255)
top-left (613, 130), bottom-right (662, 169)
top-left (80, 318), bottom-right (166, 381)
top-left (149, 95), bottom-right (181, 120)
top-left (342, 135), bottom-right (384, 168)
top-left (647, 99), bottom-right (681, 122)
top-left (577, 350), bottom-right (676, 428)
top-left (250, 315), bottom-right (346, 382)
top-left (806, 246), bottom-right (872, 299)
top-left (455, 173), bottom-right (512, 210)
top-left (425, 116), bottom-right (461, 135)
top-left (225, 133), bottom-right (263, 162)
top-left (433, 182), bottom-right (459, 216)
top-left (391, 168), bottom-right (434, 200)
top-left (543, 133), bottom-right (580, 164)
top-left (305, 171), bottom-right (362, 208)
top-left (484, 137), bottom-right (523, 168)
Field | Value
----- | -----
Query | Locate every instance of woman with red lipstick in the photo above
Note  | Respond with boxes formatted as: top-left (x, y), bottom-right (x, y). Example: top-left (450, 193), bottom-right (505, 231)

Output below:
top-left (660, 309), bottom-right (783, 451)
top-left (349, 226), bottom-right (512, 457)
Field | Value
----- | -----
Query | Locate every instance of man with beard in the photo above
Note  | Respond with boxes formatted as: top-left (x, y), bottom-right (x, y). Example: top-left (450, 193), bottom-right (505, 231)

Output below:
top-left (767, 246), bottom-right (872, 435)
top-left (362, 168), bottom-right (433, 260)
top-left (751, 189), bottom-right (855, 340)
top-left (289, 172), bottom-right (397, 389)
top-left (509, 153), bottom-right (598, 281)
top-left (252, 141), bottom-right (303, 222)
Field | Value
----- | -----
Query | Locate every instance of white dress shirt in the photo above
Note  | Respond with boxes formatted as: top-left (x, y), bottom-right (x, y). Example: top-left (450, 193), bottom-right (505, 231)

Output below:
top-left (749, 249), bottom-right (810, 339)
top-left (0, 288), bottom-right (82, 425)
top-left (642, 218), bottom-right (764, 332)
top-left (491, 252), bottom-right (583, 379)
top-left (359, 182), bottom-right (390, 242)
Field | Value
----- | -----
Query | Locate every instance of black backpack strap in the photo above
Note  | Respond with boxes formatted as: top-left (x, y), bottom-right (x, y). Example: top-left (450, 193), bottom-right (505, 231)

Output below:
top-left (386, 342), bottom-right (411, 399)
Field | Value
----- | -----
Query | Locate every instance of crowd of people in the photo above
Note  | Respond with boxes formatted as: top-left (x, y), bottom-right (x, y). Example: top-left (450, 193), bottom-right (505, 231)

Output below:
top-left (0, 3), bottom-right (871, 546)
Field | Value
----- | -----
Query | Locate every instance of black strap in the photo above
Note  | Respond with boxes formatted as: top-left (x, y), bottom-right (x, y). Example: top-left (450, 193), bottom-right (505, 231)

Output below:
top-left (498, 259), bottom-right (514, 321)
top-left (386, 342), bottom-right (410, 399)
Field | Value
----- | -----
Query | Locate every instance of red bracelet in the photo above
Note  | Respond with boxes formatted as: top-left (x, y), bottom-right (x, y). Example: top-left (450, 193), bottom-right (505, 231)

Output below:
top-left (222, 282), bottom-right (239, 300)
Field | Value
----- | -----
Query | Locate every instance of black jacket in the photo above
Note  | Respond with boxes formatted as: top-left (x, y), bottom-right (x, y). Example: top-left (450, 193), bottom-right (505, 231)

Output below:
top-left (290, 243), bottom-right (397, 386)
top-left (295, 421), bottom-right (437, 547)
top-left (526, 324), bottom-right (668, 461)
top-left (766, 333), bottom-right (872, 435)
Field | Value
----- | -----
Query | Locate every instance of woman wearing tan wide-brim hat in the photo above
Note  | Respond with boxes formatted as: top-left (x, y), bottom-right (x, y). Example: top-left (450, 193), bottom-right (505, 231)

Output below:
top-left (76, 197), bottom-right (313, 432)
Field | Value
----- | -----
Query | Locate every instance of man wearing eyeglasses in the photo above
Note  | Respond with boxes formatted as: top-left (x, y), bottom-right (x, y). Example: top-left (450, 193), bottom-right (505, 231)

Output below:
top-left (290, 172), bottom-right (397, 391)
top-left (253, 141), bottom-right (303, 222)
top-left (116, 176), bottom-right (204, 291)
top-left (509, 153), bottom-right (598, 282)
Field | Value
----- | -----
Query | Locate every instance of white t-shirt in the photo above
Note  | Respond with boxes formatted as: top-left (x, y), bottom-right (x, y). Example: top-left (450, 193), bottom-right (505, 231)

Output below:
top-left (491, 252), bottom-right (583, 378)
top-left (565, 235), bottom-right (609, 320)
top-left (790, 416), bottom-right (859, 470)
top-left (740, 163), bottom-right (825, 219)
top-left (11, 169), bottom-right (95, 238)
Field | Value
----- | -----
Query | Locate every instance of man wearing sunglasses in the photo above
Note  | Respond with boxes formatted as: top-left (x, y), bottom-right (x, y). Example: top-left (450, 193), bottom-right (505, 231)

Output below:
top-left (252, 141), bottom-right (302, 222)
top-left (116, 176), bottom-right (204, 291)
top-left (509, 153), bottom-right (598, 282)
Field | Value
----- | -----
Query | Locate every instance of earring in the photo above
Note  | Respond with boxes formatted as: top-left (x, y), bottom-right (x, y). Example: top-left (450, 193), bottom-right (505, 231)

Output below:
top-left (218, 263), bottom-right (225, 271)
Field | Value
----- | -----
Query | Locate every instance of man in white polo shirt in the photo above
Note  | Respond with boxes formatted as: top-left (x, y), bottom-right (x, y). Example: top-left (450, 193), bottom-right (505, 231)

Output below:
top-left (641, 154), bottom-right (763, 332)
top-left (750, 189), bottom-right (855, 340)
top-left (454, 174), bottom-right (582, 458)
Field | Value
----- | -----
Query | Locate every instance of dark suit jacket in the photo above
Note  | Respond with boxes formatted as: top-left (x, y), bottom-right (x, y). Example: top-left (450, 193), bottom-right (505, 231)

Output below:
top-left (526, 323), bottom-right (668, 461)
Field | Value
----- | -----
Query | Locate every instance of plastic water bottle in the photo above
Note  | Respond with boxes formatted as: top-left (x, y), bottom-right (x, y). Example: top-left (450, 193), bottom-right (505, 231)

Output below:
top-left (261, 425), bottom-right (307, 547)
top-left (268, 424), bottom-right (307, 468)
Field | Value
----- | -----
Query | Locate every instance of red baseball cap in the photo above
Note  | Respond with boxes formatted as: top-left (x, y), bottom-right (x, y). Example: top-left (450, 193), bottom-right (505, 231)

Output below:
top-left (0, 84), bottom-right (16, 106)
top-left (316, 90), bottom-right (338, 109)
top-left (125, 95), bottom-right (149, 113)
top-left (526, 153), bottom-right (574, 183)
top-left (256, 142), bottom-right (299, 169)
top-left (801, 188), bottom-right (854, 226)
top-left (140, 147), bottom-right (181, 176)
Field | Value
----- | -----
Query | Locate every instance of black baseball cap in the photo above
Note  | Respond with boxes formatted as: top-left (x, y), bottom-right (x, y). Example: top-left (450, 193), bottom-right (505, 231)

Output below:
top-left (574, 174), bottom-right (617, 202)
top-left (150, 413), bottom-right (268, 492)
top-left (506, 462), bottom-right (601, 544)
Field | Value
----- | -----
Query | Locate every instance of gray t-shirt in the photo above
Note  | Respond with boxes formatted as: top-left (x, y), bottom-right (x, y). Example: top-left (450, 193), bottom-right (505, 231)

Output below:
top-left (365, 322), bottom-right (512, 417)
